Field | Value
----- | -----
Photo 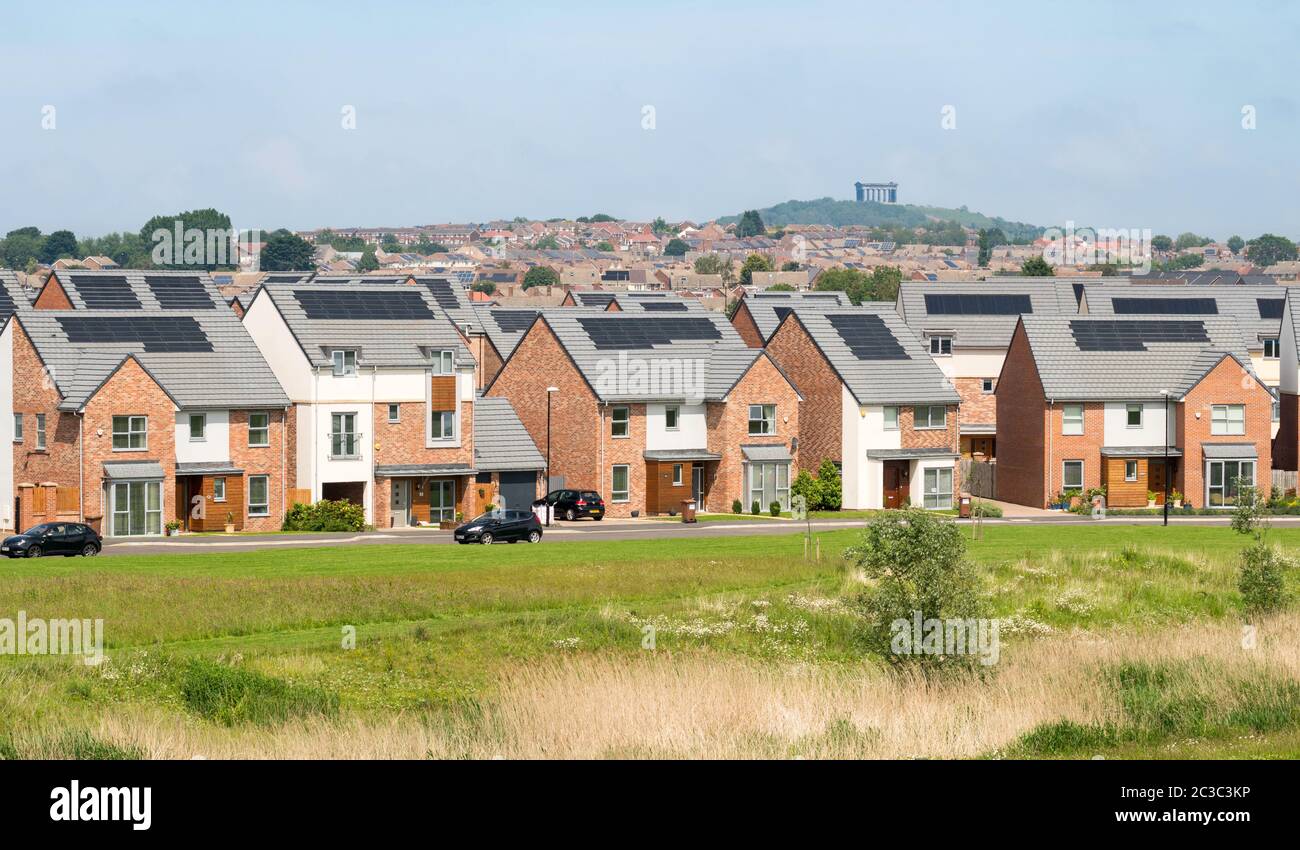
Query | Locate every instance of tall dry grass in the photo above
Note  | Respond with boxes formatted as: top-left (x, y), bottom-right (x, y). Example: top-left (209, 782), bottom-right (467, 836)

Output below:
top-left (90, 614), bottom-right (1300, 759)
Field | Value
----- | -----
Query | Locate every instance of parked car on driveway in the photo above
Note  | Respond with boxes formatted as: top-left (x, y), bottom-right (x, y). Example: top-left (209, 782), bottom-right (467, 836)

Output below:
top-left (454, 510), bottom-right (543, 544)
top-left (2, 523), bottom-right (103, 558)
top-left (532, 489), bottom-right (605, 521)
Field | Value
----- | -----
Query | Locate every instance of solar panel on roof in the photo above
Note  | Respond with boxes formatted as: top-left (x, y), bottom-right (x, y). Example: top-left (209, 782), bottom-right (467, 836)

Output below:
top-left (419, 278), bottom-right (465, 312)
top-left (490, 311), bottom-right (539, 333)
top-left (923, 293), bottom-right (1032, 315)
top-left (827, 314), bottom-right (910, 361)
top-left (1112, 297), bottom-right (1217, 315)
top-left (292, 289), bottom-right (434, 321)
top-left (58, 316), bottom-right (213, 352)
top-left (145, 275), bottom-right (214, 310)
top-left (0, 286), bottom-right (14, 315)
top-left (1070, 320), bottom-right (1210, 352)
top-left (577, 316), bottom-right (722, 349)
top-left (1257, 298), bottom-right (1284, 320)
top-left (71, 275), bottom-right (141, 310)
top-left (264, 274), bottom-right (308, 283)
top-left (639, 302), bottom-right (688, 312)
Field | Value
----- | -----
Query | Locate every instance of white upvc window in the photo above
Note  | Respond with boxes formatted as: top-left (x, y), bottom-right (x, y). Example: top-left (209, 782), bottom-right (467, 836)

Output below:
top-left (883, 406), bottom-right (899, 431)
top-left (112, 415), bottom-right (148, 451)
top-left (35, 414), bottom-right (46, 450)
top-left (1062, 460), bottom-right (1084, 491)
top-left (388, 404), bottom-right (400, 423)
top-left (1062, 404), bottom-right (1084, 435)
top-left (1211, 404), bottom-right (1245, 436)
top-left (213, 477), bottom-right (226, 502)
top-left (13, 413), bottom-right (22, 443)
top-left (248, 412), bottom-right (270, 447)
top-left (748, 404), bottom-right (776, 436)
top-left (672, 464), bottom-right (683, 486)
top-left (332, 349), bottom-right (358, 377)
top-left (923, 467), bottom-right (953, 510)
top-left (1263, 338), bottom-right (1280, 360)
top-left (431, 410), bottom-right (456, 441)
top-left (611, 465), bottom-right (630, 503)
top-left (330, 413), bottom-right (360, 459)
top-left (929, 335), bottom-right (952, 356)
top-left (664, 405), bottom-right (680, 431)
top-left (611, 406), bottom-right (630, 438)
top-left (1125, 460), bottom-right (1138, 482)
top-left (430, 349), bottom-right (454, 375)
top-left (915, 405), bottom-right (946, 430)
top-left (1126, 403), bottom-right (1143, 428)
top-left (189, 413), bottom-right (206, 441)
top-left (248, 475), bottom-right (269, 517)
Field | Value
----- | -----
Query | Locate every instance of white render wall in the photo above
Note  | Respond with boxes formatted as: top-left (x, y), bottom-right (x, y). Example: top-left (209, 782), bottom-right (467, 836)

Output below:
top-left (841, 385), bottom-right (901, 510)
top-left (645, 402), bottom-right (707, 451)
top-left (174, 410), bottom-right (230, 465)
top-left (1101, 400), bottom-right (1175, 447)
top-left (934, 348), bottom-right (1007, 381)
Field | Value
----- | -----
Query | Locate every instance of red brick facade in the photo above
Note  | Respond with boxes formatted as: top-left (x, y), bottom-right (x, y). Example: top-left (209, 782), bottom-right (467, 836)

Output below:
top-left (765, 315), bottom-right (840, 472)
top-left (730, 302), bottom-right (766, 348)
top-left (705, 353), bottom-right (800, 513)
top-left (1179, 357), bottom-right (1274, 506)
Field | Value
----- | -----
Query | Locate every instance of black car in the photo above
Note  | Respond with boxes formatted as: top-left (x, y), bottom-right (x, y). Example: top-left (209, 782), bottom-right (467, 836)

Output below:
top-left (532, 489), bottom-right (605, 521)
top-left (2, 523), bottom-right (103, 558)
top-left (454, 510), bottom-right (543, 544)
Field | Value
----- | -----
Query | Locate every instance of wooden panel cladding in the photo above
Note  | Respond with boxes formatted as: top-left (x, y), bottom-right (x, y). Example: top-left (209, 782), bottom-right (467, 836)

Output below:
top-left (180, 474), bottom-right (245, 532)
top-left (1102, 456), bottom-right (1152, 507)
top-left (646, 460), bottom-right (693, 515)
top-left (55, 487), bottom-right (80, 514)
top-left (430, 376), bottom-right (457, 410)
top-left (289, 488), bottom-right (312, 507)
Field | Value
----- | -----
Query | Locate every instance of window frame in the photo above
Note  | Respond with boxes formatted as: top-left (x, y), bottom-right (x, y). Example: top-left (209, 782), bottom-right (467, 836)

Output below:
top-left (13, 413), bottom-right (22, 444)
top-left (611, 406), bottom-right (630, 438)
top-left (1125, 403), bottom-right (1143, 429)
top-left (883, 406), bottom-right (899, 431)
top-left (388, 403), bottom-right (401, 424)
top-left (213, 477), bottom-right (226, 503)
top-left (248, 411), bottom-right (271, 447)
top-left (664, 405), bottom-right (680, 431)
top-left (1062, 459), bottom-right (1084, 491)
top-left (189, 413), bottom-right (206, 442)
top-left (112, 415), bottom-right (148, 451)
top-left (1210, 404), bottom-right (1246, 436)
top-left (748, 404), bottom-right (776, 436)
top-left (331, 349), bottom-right (358, 377)
top-left (914, 405), bottom-right (947, 430)
top-left (430, 350), bottom-right (455, 376)
top-left (35, 414), bottom-right (46, 451)
top-left (929, 335), bottom-right (952, 356)
top-left (247, 475), bottom-right (270, 517)
top-left (922, 466), bottom-right (953, 510)
top-left (1263, 337), bottom-right (1281, 360)
top-left (611, 464), bottom-right (630, 503)
top-left (1062, 404), bottom-right (1084, 435)
top-left (1124, 460), bottom-right (1138, 482)
top-left (981, 378), bottom-right (995, 394)
top-left (672, 463), bottom-right (683, 486)
top-left (430, 409), bottom-right (456, 441)
top-left (329, 412), bottom-right (360, 459)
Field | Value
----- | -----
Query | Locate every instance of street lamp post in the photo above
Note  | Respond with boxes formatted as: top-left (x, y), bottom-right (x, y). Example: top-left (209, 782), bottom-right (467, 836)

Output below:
top-left (1162, 390), bottom-right (1172, 527)
top-left (545, 386), bottom-right (559, 526)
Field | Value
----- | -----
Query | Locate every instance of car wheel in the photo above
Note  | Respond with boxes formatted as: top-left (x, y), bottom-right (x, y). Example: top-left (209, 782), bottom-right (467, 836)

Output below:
top-left (81, 543), bottom-right (99, 557)
top-left (564, 509), bottom-right (577, 521)
top-left (528, 530), bottom-right (541, 543)
top-left (593, 515), bottom-right (603, 521)
top-left (480, 532), bottom-right (494, 545)
top-left (27, 545), bottom-right (42, 559)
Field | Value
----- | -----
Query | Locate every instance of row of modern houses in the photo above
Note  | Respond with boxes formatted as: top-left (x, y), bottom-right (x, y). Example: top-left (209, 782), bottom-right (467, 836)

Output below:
top-left (1, 268), bottom-right (1299, 536)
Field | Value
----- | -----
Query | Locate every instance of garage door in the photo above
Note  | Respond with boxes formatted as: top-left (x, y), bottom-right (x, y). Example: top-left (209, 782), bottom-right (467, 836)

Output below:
top-left (497, 471), bottom-right (537, 512)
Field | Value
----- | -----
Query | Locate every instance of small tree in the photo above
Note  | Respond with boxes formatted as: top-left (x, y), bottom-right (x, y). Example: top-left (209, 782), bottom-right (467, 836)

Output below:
top-left (815, 460), bottom-right (842, 511)
top-left (846, 508), bottom-right (986, 672)
top-left (522, 265), bottom-right (560, 290)
top-left (750, 500), bottom-right (761, 515)
top-left (1020, 256), bottom-right (1054, 276)
top-left (1233, 486), bottom-right (1288, 613)
top-left (791, 470), bottom-right (820, 510)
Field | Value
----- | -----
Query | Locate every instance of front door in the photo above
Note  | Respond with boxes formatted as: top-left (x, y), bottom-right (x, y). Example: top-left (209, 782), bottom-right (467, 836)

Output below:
top-left (391, 480), bottom-right (410, 527)
top-left (1150, 460), bottom-right (1166, 505)
top-left (692, 465), bottom-right (704, 504)
top-left (883, 460), bottom-right (909, 508)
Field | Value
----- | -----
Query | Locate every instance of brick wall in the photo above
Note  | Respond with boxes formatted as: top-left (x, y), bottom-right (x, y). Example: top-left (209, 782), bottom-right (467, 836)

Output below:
top-left (730, 302), bottom-right (765, 348)
top-left (706, 354), bottom-right (800, 512)
top-left (1180, 357), bottom-right (1274, 507)
top-left (899, 404), bottom-right (959, 450)
top-left (81, 357), bottom-right (178, 534)
top-left (954, 377), bottom-right (996, 426)
top-left (995, 324), bottom-right (1049, 507)
top-left (1044, 402), bottom-right (1105, 501)
top-left (229, 409), bottom-right (288, 531)
top-left (33, 277), bottom-right (72, 310)
top-left (12, 322), bottom-right (81, 531)
top-left (765, 316), bottom-right (840, 471)
top-left (601, 403), bottom-right (647, 517)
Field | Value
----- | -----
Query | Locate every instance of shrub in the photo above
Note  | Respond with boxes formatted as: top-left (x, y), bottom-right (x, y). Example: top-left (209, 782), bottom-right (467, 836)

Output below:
top-left (178, 659), bottom-right (338, 726)
top-left (750, 500), bottom-right (761, 515)
top-left (769, 501), bottom-right (781, 517)
top-left (846, 508), bottom-right (987, 673)
top-left (971, 502), bottom-right (1002, 518)
top-left (281, 499), bottom-right (366, 532)
top-left (1239, 543), bottom-right (1287, 614)
top-left (731, 499), bottom-right (743, 514)
top-left (790, 471), bottom-right (819, 509)
top-left (815, 460), bottom-right (843, 511)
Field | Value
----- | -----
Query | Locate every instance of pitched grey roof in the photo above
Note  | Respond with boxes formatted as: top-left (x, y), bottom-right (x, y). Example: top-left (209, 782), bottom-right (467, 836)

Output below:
top-left (46, 268), bottom-right (227, 311)
top-left (260, 282), bottom-right (474, 369)
top-left (898, 279), bottom-right (1078, 349)
top-left (1017, 314), bottom-right (1257, 401)
top-left (535, 309), bottom-right (766, 402)
top-left (473, 396), bottom-right (545, 471)
top-left (740, 290), bottom-right (857, 342)
top-left (783, 306), bottom-right (960, 406)
top-left (469, 305), bottom-right (539, 359)
top-left (18, 298), bottom-right (289, 412)
top-left (1081, 284), bottom-right (1283, 344)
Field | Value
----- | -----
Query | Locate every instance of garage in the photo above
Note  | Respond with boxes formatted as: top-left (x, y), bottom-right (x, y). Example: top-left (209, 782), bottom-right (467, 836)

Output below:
top-left (497, 470), bottom-right (538, 512)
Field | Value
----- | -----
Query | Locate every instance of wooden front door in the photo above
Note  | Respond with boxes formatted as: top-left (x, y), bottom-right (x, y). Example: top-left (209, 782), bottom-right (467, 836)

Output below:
top-left (1150, 460), bottom-right (1166, 505)
top-left (883, 460), bottom-right (909, 508)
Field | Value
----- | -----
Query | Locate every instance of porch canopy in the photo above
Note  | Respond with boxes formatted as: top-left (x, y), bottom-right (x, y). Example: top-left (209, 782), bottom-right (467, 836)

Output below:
top-left (176, 461), bottom-right (244, 476)
top-left (741, 445), bottom-right (793, 462)
top-left (1202, 443), bottom-right (1257, 459)
top-left (103, 460), bottom-right (165, 480)
top-left (1100, 446), bottom-right (1183, 458)
top-left (645, 449), bottom-right (722, 462)
top-left (374, 464), bottom-right (476, 477)
top-left (864, 448), bottom-right (959, 460)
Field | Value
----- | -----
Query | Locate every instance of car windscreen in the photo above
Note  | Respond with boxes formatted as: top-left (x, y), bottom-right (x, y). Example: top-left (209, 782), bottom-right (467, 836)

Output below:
top-left (22, 524), bottom-right (51, 536)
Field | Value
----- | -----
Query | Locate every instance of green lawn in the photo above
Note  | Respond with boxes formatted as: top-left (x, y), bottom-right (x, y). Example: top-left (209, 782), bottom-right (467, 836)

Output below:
top-left (0, 524), bottom-right (1296, 758)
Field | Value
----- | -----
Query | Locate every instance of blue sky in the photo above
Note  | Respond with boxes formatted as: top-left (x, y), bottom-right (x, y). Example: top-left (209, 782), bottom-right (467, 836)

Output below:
top-left (2, 0), bottom-right (1297, 239)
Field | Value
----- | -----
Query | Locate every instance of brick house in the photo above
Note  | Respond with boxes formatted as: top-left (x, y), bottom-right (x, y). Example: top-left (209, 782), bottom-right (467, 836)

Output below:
top-left (242, 280), bottom-right (543, 528)
top-left (730, 291), bottom-right (853, 349)
top-left (997, 314), bottom-right (1274, 509)
top-left (0, 270), bottom-right (291, 535)
top-left (765, 307), bottom-right (962, 510)
top-left (896, 280), bottom-right (1077, 459)
top-left (485, 310), bottom-right (801, 517)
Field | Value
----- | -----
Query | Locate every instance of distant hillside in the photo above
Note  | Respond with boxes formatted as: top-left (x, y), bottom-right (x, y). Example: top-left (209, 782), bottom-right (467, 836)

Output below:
top-left (718, 197), bottom-right (1043, 242)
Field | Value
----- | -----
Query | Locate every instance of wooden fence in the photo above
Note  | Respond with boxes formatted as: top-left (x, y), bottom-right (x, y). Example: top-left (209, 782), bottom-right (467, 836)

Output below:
top-left (1272, 469), bottom-right (1298, 496)
top-left (961, 459), bottom-right (997, 499)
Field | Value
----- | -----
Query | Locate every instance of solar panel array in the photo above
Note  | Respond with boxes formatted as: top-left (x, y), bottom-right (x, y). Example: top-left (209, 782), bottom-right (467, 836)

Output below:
top-left (923, 293), bottom-right (1033, 315)
top-left (1070, 320), bottom-right (1210, 352)
top-left (71, 275), bottom-right (142, 310)
top-left (145, 275), bottom-right (214, 310)
top-left (1112, 297), bottom-right (1218, 315)
top-left (491, 310), bottom-right (540, 333)
top-left (419, 278), bottom-right (464, 311)
top-left (58, 316), bottom-right (214, 352)
top-left (293, 289), bottom-right (434, 321)
top-left (639, 302), bottom-right (688, 312)
top-left (753, 292), bottom-right (838, 299)
top-left (576, 292), bottom-right (617, 306)
top-left (827, 314), bottom-right (910, 361)
top-left (577, 316), bottom-right (722, 349)
top-left (0, 286), bottom-right (15, 315)
top-left (1257, 298), bottom-right (1285, 320)
top-left (263, 274), bottom-right (310, 283)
